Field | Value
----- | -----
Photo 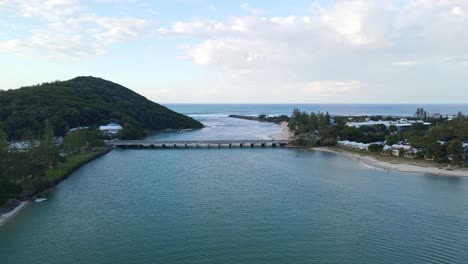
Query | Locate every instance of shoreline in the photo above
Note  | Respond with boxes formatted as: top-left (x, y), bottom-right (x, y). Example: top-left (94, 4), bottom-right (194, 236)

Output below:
top-left (268, 122), bottom-right (293, 141)
top-left (0, 201), bottom-right (29, 227)
top-left (0, 148), bottom-right (111, 228)
top-left (313, 147), bottom-right (468, 177)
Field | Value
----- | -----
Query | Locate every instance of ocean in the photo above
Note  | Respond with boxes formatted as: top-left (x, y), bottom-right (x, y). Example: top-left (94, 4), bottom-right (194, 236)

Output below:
top-left (166, 103), bottom-right (468, 117)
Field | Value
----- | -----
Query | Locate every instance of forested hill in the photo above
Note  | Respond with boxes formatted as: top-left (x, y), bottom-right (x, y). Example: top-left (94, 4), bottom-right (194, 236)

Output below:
top-left (0, 76), bottom-right (203, 138)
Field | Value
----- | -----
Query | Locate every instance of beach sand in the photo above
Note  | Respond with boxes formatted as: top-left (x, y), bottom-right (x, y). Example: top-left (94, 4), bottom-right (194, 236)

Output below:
top-left (0, 201), bottom-right (29, 227)
top-left (268, 122), bottom-right (293, 140)
top-left (314, 147), bottom-right (468, 177)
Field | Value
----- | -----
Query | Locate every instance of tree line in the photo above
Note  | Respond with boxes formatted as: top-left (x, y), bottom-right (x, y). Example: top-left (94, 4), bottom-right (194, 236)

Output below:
top-left (287, 108), bottom-right (467, 164)
top-left (0, 125), bottom-right (104, 205)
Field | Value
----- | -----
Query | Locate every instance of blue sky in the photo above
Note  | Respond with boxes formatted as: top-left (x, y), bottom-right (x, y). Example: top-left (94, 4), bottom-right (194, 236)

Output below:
top-left (1, 0), bottom-right (468, 103)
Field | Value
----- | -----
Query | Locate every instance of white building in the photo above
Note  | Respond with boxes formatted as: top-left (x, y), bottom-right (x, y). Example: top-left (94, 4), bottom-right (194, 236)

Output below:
top-left (345, 119), bottom-right (431, 132)
top-left (337, 140), bottom-right (371, 150)
top-left (99, 123), bottom-right (123, 135)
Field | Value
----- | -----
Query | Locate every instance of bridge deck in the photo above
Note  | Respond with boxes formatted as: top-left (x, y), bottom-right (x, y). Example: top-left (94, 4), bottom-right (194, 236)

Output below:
top-left (108, 139), bottom-right (289, 148)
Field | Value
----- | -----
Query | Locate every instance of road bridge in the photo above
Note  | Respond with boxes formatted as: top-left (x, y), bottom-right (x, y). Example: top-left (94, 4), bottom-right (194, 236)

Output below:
top-left (107, 140), bottom-right (289, 149)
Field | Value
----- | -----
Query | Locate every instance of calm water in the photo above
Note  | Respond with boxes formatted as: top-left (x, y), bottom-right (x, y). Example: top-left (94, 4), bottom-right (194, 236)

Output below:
top-left (2, 104), bottom-right (468, 264)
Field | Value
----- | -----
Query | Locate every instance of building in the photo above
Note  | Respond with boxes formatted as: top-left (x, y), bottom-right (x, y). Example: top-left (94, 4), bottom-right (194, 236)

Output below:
top-left (99, 123), bottom-right (123, 136)
top-left (337, 140), bottom-right (371, 150)
top-left (345, 119), bottom-right (431, 133)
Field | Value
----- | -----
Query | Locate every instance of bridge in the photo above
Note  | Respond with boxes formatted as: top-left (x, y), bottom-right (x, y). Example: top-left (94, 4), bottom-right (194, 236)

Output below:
top-left (107, 139), bottom-right (289, 149)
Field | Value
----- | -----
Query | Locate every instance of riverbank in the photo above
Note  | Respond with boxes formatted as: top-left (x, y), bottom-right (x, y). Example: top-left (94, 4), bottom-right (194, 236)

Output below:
top-left (268, 122), bottom-right (293, 141)
top-left (0, 147), bottom-right (111, 228)
top-left (0, 201), bottom-right (29, 227)
top-left (44, 147), bottom-right (110, 188)
top-left (314, 147), bottom-right (468, 177)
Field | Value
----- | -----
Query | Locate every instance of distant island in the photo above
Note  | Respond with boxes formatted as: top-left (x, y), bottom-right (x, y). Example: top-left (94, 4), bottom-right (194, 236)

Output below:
top-left (0, 76), bottom-right (203, 140)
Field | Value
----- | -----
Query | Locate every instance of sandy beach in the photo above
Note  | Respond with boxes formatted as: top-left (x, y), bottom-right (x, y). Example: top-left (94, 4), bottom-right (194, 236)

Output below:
top-left (268, 122), bottom-right (293, 140)
top-left (314, 147), bottom-right (468, 177)
top-left (0, 201), bottom-right (29, 227)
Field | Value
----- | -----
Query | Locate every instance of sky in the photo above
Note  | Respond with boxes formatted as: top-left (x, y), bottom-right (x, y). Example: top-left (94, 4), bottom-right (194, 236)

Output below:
top-left (0, 0), bottom-right (467, 104)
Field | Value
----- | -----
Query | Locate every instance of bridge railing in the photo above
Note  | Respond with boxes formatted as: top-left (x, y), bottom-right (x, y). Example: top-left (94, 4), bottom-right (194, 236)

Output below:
top-left (107, 139), bottom-right (289, 148)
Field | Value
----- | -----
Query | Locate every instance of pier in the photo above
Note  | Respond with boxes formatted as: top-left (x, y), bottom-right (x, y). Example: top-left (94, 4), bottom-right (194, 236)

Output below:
top-left (107, 140), bottom-right (289, 149)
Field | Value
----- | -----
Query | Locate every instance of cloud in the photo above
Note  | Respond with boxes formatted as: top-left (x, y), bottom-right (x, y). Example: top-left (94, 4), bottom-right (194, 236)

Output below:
top-left (208, 5), bottom-right (216, 12)
top-left (452, 6), bottom-right (463, 16)
top-left (0, 0), bottom-right (149, 60)
top-left (392, 61), bottom-right (418, 67)
top-left (154, 0), bottom-right (468, 102)
top-left (240, 3), bottom-right (262, 15)
top-left (304, 81), bottom-right (360, 95)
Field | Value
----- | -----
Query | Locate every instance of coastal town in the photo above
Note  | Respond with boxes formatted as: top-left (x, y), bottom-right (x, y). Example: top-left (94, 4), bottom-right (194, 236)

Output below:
top-left (338, 118), bottom-right (467, 160)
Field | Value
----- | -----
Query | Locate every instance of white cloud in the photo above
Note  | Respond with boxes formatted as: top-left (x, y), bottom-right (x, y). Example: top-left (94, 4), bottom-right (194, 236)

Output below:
top-left (240, 3), bottom-right (262, 15)
top-left (392, 61), bottom-right (418, 67)
top-left (304, 81), bottom-right (360, 95)
top-left (155, 0), bottom-right (468, 102)
top-left (452, 6), bottom-right (463, 16)
top-left (0, 0), bottom-right (149, 60)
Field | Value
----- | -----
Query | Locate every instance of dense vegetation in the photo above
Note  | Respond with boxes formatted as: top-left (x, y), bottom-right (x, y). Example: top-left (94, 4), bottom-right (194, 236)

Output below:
top-left (0, 125), bottom-right (106, 206)
top-left (288, 108), bottom-right (467, 164)
top-left (0, 76), bottom-right (203, 139)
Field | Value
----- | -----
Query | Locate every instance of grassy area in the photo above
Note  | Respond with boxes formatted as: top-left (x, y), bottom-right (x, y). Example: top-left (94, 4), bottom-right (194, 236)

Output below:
top-left (45, 148), bottom-right (109, 182)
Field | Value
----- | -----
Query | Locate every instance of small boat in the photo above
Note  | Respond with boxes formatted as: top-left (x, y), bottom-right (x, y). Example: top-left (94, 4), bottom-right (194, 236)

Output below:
top-left (34, 197), bottom-right (47, 203)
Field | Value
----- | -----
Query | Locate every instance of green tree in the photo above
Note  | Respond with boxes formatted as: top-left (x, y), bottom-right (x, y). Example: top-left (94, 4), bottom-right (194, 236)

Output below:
top-left (0, 129), bottom-right (8, 179)
top-left (37, 121), bottom-right (59, 169)
top-left (446, 139), bottom-right (464, 162)
top-left (386, 134), bottom-right (401, 146)
top-left (368, 144), bottom-right (384, 152)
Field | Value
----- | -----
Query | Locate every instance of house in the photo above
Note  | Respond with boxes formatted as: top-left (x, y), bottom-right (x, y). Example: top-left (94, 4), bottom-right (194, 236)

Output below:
top-left (99, 123), bottom-right (123, 136)
top-left (345, 119), bottom-right (431, 133)
top-left (337, 140), bottom-right (370, 150)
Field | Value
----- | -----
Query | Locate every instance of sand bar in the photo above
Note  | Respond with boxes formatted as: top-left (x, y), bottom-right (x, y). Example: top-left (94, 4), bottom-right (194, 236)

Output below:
top-left (268, 122), bottom-right (293, 140)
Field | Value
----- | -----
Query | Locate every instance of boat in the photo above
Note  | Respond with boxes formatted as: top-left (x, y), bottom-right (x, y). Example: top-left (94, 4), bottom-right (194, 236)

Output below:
top-left (34, 197), bottom-right (47, 203)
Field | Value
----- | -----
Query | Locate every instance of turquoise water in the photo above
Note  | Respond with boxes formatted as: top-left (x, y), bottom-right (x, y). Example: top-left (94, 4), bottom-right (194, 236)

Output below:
top-left (2, 104), bottom-right (468, 263)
